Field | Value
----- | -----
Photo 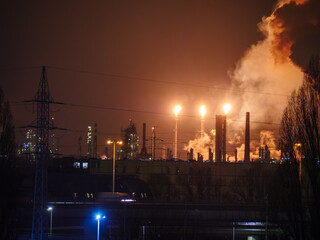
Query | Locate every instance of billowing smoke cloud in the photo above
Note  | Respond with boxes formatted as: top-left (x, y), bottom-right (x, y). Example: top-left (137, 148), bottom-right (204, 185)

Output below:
top-left (230, 0), bottom-right (309, 125)
top-left (185, 0), bottom-right (319, 161)
top-left (184, 130), bottom-right (215, 161)
top-left (272, 0), bottom-right (320, 69)
top-left (226, 0), bottom-right (319, 160)
top-left (233, 131), bottom-right (281, 161)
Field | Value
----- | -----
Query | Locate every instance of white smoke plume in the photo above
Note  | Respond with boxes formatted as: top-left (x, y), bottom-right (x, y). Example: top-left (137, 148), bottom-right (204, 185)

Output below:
top-left (226, 0), bottom-right (319, 160)
top-left (185, 0), bottom-right (319, 161)
top-left (232, 131), bottom-right (281, 161)
top-left (184, 130), bottom-right (215, 161)
top-left (230, 0), bottom-right (305, 125)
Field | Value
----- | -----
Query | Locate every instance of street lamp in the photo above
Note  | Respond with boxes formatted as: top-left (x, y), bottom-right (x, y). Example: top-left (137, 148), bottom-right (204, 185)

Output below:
top-left (107, 140), bottom-right (123, 193)
top-left (47, 207), bottom-right (53, 236)
top-left (295, 143), bottom-right (302, 183)
top-left (96, 214), bottom-right (106, 240)
top-left (174, 105), bottom-right (181, 160)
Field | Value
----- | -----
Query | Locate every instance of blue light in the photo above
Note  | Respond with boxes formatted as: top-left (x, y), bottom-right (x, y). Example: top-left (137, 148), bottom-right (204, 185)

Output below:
top-left (95, 213), bottom-right (106, 240)
top-left (121, 199), bottom-right (136, 202)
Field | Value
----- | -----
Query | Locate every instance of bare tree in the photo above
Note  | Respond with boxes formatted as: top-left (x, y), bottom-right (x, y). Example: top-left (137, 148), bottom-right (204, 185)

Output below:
top-left (279, 56), bottom-right (320, 239)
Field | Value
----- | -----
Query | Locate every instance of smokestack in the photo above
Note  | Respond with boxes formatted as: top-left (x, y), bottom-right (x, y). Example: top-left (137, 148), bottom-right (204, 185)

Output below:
top-left (140, 123), bottom-right (148, 158)
top-left (151, 126), bottom-right (156, 160)
top-left (223, 116), bottom-right (226, 162)
top-left (209, 148), bottom-right (213, 162)
top-left (244, 112), bottom-right (250, 162)
top-left (215, 115), bottom-right (226, 162)
top-left (187, 148), bottom-right (194, 161)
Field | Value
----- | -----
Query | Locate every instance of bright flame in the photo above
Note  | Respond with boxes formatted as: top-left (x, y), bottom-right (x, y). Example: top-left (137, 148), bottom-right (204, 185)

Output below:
top-left (200, 105), bottom-right (206, 118)
top-left (174, 105), bottom-right (182, 116)
top-left (223, 104), bottom-right (231, 114)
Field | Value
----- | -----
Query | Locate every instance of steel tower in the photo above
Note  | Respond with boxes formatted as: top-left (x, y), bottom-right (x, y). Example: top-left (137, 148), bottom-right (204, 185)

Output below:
top-left (31, 66), bottom-right (53, 240)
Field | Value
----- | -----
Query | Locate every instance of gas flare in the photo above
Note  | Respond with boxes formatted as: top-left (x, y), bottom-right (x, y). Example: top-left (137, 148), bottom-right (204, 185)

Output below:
top-left (223, 104), bottom-right (231, 115)
top-left (200, 105), bottom-right (206, 118)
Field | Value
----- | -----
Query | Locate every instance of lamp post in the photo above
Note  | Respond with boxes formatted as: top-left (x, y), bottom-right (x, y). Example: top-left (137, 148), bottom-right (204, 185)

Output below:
top-left (47, 207), bottom-right (53, 236)
top-left (107, 140), bottom-right (123, 193)
top-left (96, 214), bottom-right (106, 240)
top-left (174, 105), bottom-right (181, 160)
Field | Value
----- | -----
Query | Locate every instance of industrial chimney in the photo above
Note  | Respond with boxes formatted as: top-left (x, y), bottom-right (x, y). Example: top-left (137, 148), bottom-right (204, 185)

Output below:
top-left (140, 123), bottom-right (148, 158)
top-left (215, 115), bottom-right (226, 162)
top-left (244, 112), bottom-right (250, 162)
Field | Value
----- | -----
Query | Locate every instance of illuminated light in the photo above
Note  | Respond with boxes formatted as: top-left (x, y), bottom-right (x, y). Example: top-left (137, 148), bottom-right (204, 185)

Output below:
top-left (47, 207), bottom-right (53, 211)
top-left (107, 140), bottom-right (112, 144)
top-left (121, 198), bottom-right (136, 202)
top-left (174, 105), bottom-right (182, 117)
top-left (237, 222), bottom-right (264, 226)
top-left (117, 141), bottom-right (123, 145)
top-left (200, 105), bottom-right (206, 118)
top-left (223, 104), bottom-right (231, 114)
top-left (95, 214), bottom-right (106, 220)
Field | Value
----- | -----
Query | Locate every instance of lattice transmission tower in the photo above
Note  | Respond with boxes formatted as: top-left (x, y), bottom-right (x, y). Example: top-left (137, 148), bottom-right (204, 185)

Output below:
top-left (22, 66), bottom-right (64, 240)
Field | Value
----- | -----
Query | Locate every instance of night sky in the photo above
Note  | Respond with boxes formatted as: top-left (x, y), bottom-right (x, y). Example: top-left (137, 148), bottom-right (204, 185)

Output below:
top-left (1, 0), bottom-right (318, 158)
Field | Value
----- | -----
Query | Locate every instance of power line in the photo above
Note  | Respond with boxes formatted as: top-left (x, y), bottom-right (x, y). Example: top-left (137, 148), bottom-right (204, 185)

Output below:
top-left (16, 100), bottom-right (282, 126)
top-left (61, 102), bottom-right (281, 125)
top-left (0, 65), bottom-right (290, 97)
top-left (48, 66), bottom-right (289, 97)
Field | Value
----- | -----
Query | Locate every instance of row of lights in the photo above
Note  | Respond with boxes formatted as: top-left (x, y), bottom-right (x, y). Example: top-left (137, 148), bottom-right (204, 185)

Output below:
top-left (105, 104), bottom-right (233, 190)
top-left (46, 206), bottom-right (106, 240)
top-left (173, 103), bottom-right (232, 118)
top-left (174, 104), bottom-right (231, 159)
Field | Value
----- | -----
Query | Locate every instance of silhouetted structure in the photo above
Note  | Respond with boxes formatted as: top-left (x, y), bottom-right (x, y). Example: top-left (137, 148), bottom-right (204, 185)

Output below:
top-left (140, 123), bottom-right (148, 159)
top-left (30, 66), bottom-right (52, 240)
top-left (93, 123), bottom-right (97, 158)
top-left (235, 148), bottom-right (238, 163)
top-left (198, 153), bottom-right (203, 162)
top-left (151, 126), bottom-right (156, 160)
top-left (123, 119), bottom-right (139, 159)
top-left (244, 112), bottom-right (250, 162)
top-left (215, 115), bottom-right (226, 162)
top-left (209, 148), bottom-right (213, 162)
top-left (87, 125), bottom-right (92, 158)
top-left (187, 148), bottom-right (194, 161)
